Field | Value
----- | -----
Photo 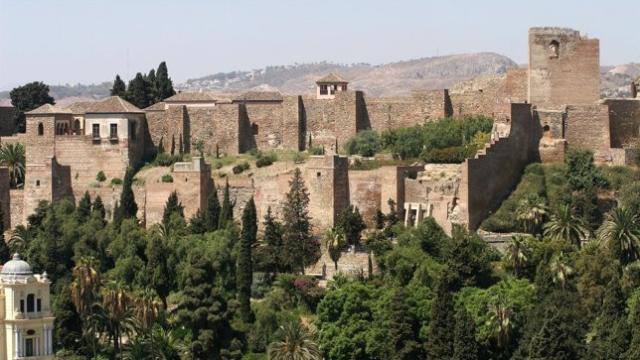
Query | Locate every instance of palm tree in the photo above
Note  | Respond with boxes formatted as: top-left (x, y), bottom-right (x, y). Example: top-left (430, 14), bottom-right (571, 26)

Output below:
top-left (0, 143), bottom-right (25, 188)
top-left (121, 335), bottom-right (151, 360)
top-left (549, 251), bottom-right (574, 290)
top-left (8, 225), bottom-right (33, 254)
top-left (149, 325), bottom-right (186, 360)
top-left (70, 256), bottom-right (100, 316)
top-left (132, 288), bottom-right (162, 330)
top-left (322, 228), bottom-right (346, 270)
top-left (504, 235), bottom-right (532, 277)
top-left (516, 195), bottom-right (547, 234)
top-left (543, 204), bottom-right (589, 247)
top-left (268, 321), bottom-right (321, 360)
top-left (90, 303), bottom-right (138, 356)
top-left (487, 296), bottom-right (514, 349)
top-left (596, 207), bottom-right (640, 264)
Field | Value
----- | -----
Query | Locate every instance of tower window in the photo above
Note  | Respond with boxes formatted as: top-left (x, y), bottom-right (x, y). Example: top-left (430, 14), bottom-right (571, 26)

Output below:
top-left (251, 123), bottom-right (259, 135)
top-left (548, 40), bottom-right (559, 58)
top-left (27, 293), bottom-right (35, 312)
top-left (319, 85), bottom-right (328, 95)
top-left (36, 180), bottom-right (40, 187)
top-left (20, 299), bottom-right (24, 313)
top-left (37, 123), bottom-right (44, 136)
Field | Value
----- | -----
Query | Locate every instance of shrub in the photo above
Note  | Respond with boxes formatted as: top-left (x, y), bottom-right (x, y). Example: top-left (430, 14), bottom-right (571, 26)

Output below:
top-left (96, 171), bottom-right (106, 182)
top-left (232, 162), bottom-right (250, 174)
top-left (421, 146), bottom-right (471, 163)
top-left (154, 153), bottom-right (182, 167)
top-left (161, 174), bottom-right (173, 183)
top-left (345, 130), bottom-right (381, 157)
top-left (308, 146), bottom-right (325, 155)
top-left (293, 152), bottom-right (305, 164)
top-left (110, 177), bottom-right (123, 186)
top-left (256, 152), bottom-right (277, 168)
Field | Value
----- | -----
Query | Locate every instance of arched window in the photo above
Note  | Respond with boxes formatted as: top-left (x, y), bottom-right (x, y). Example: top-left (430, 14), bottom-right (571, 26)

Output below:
top-left (26, 294), bottom-right (35, 312)
top-left (548, 40), bottom-right (559, 58)
top-left (37, 123), bottom-right (44, 136)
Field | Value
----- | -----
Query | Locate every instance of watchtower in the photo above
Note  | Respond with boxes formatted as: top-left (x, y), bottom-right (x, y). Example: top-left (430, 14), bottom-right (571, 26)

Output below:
top-left (316, 73), bottom-right (349, 99)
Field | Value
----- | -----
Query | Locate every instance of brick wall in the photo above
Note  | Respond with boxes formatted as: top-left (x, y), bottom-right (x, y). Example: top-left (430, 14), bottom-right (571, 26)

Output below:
top-left (460, 103), bottom-right (538, 230)
top-left (564, 104), bottom-right (611, 161)
top-left (605, 98), bottom-right (640, 148)
top-left (299, 92), bottom-right (358, 151)
top-left (528, 27), bottom-right (600, 108)
top-left (0, 168), bottom-right (9, 230)
top-left (8, 189), bottom-right (23, 229)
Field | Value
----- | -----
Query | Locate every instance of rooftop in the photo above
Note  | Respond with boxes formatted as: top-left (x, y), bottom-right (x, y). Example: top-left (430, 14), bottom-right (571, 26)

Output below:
top-left (0, 253), bottom-right (33, 281)
top-left (233, 91), bottom-right (283, 102)
top-left (85, 96), bottom-right (144, 114)
top-left (144, 102), bottom-right (167, 111)
top-left (164, 92), bottom-right (218, 103)
top-left (25, 103), bottom-right (72, 115)
top-left (316, 73), bottom-right (348, 84)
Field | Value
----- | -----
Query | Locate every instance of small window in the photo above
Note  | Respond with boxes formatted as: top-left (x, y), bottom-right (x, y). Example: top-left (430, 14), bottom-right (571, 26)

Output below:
top-left (548, 40), bottom-right (559, 58)
top-left (342, 84), bottom-right (347, 91)
top-left (317, 171), bottom-right (321, 177)
top-left (36, 180), bottom-right (40, 187)
top-left (74, 119), bottom-right (81, 134)
top-left (320, 85), bottom-right (328, 95)
top-left (36, 298), bottom-right (41, 312)
top-left (92, 124), bottom-right (100, 139)
top-left (20, 299), bottom-right (24, 313)
top-left (110, 124), bottom-right (118, 139)
top-left (330, 85), bottom-right (336, 95)
top-left (37, 123), bottom-right (44, 136)
top-left (251, 123), bottom-right (259, 135)
top-left (27, 294), bottom-right (35, 312)
top-left (25, 338), bottom-right (34, 357)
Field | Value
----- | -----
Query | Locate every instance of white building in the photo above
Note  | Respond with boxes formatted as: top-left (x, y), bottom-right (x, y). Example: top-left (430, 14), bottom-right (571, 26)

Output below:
top-left (0, 254), bottom-right (54, 359)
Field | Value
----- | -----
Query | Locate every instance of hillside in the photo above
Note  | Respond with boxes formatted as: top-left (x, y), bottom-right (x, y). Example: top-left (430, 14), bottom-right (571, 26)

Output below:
top-left (1, 56), bottom-right (638, 105)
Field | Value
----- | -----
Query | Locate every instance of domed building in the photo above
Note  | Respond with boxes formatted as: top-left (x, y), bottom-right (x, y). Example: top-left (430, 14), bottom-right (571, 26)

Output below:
top-left (0, 254), bottom-right (54, 359)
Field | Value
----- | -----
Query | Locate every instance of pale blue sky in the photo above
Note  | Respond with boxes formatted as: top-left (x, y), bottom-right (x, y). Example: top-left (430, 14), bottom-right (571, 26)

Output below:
top-left (1, 0), bottom-right (639, 90)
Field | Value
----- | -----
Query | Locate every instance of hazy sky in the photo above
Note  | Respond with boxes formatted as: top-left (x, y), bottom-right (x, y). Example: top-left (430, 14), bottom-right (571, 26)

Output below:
top-left (1, 0), bottom-right (639, 90)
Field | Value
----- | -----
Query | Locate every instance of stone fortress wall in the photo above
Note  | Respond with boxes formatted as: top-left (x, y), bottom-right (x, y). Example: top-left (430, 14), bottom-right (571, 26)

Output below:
top-left (1, 26), bottom-right (640, 239)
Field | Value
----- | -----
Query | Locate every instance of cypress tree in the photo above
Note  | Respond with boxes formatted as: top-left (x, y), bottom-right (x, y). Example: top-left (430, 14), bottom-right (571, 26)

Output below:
top-left (0, 203), bottom-right (9, 263)
top-left (110, 75), bottom-right (126, 97)
top-left (586, 276), bottom-right (630, 359)
top-left (453, 307), bottom-right (479, 360)
top-left (155, 61), bottom-right (176, 101)
top-left (119, 168), bottom-right (138, 222)
top-left (189, 209), bottom-right (207, 234)
top-left (162, 191), bottom-right (184, 227)
top-left (387, 289), bottom-right (424, 359)
top-left (238, 198), bottom-right (257, 323)
top-left (125, 72), bottom-right (151, 109)
top-left (92, 195), bottom-right (106, 220)
top-left (282, 168), bottom-right (316, 273)
top-left (158, 137), bottom-right (165, 154)
top-left (179, 134), bottom-right (183, 155)
top-left (171, 134), bottom-right (176, 155)
top-left (112, 201), bottom-right (122, 227)
top-left (77, 191), bottom-right (92, 220)
top-left (262, 206), bottom-right (283, 275)
top-left (426, 277), bottom-right (456, 359)
top-left (205, 184), bottom-right (221, 232)
top-left (219, 180), bottom-right (234, 229)
top-left (336, 205), bottom-right (366, 246)
top-left (147, 69), bottom-right (157, 104)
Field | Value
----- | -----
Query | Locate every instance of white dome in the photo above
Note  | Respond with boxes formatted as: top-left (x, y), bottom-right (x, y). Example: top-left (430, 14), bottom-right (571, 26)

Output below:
top-left (1, 253), bottom-right (33, 280)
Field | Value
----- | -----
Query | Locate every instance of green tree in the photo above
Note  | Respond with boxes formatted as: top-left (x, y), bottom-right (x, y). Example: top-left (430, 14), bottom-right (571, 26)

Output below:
top-left (77, 191), bottom-right (92, 220)
top-left (145, 226), bottom-right (173, 308)
top-left (336, 205), bottom-right (366, 246)
top-left (323, 228), bottom-right (346, 271)
top-left (453, 307), bottom-right (479, 360)
top-left (110, 75), bottom-right (127, 96)
top-left (9, 81), bottom-right (55, 132)
top-left (544, 204), bottom-right (589, 248)
top-left (446, 227), bottom-right (494, 288)
top-left (119, 168), bottom-right (138, 222)
top-left (516, 194), bottom-right (547, 234)
top-left (597, 207), bottom-right (640, 264)
top-left (155, 61), bottom-right (176, 101)
top-left (52, 280), bottom-right (83, 351)
top-left (282, 168), bottom-right (318, 274)
top-left (92, 195), bottom-right (106, 220)
top-left (565, 149), bottom-right (606, 228)
top-left (205, 184), bottom-right (221, 232)
top-left (387, 289), bottom-right (424, 360)
top-left (268, 321), bottom-right (321, 360)
top-left (146, 69), bottom-right (158, 104)
top-left (162, 191), bottom-right (184, 227)
top-left (548, 251), bottom-right (574, 290)
top-left (425, 278), bottom-right (455, 359)
top-left (238, 197), bottom-right (257, 323)
top-left (0, 143), bottom-right (25, 188)
top-left (586, 276), bottom-right (630, 359)
top-left (70, 256), bottom-right (101, 316)
top-left (504, 235), bottom-right (532, 277)
top-left (125, 72), bottom-right (151, 109)
top-left (0, 203), bottom-right (9, 263)
top-left (219, 179), bottom-right (234, 229)
top-left (625, 298), bottom-right (640, 359)
top-left (189, 209), bottom-right (207, 234)
top-left (255, 206), bottom-right (284, 275)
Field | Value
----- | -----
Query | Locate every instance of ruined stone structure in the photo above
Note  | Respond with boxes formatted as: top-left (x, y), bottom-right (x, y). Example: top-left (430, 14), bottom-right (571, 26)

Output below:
top-left (1, 26), bottom-right (639, 240)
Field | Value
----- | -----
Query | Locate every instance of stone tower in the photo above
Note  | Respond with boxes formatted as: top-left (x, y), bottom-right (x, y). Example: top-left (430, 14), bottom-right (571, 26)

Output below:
top-left (304, 155), bottom-right (349, 232)
top-left (528, 27), bottom-right (600, 109)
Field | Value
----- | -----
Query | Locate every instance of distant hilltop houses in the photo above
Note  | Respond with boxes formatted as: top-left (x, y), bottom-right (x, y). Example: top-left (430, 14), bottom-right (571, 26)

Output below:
top-left (0, 26), bottom-right (638, 249)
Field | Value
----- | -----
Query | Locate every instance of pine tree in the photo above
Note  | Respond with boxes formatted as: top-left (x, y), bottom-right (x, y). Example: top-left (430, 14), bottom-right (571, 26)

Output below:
top-left (77, 191), bottom-right (92, 220)
top-left (189, 209), bottom-right (207, 234)
top-left (425, 277), bottom-right (456, 359)
top-left (155, 61), bottom-right (176, 101)
top-left (453, 307), bottom-right (480, 360)
top-left (125, 72), bottom-right (150, 109)
top-left (282, 168), bottom-right (317, 274)
top-left (0, 203), bottom-right (9, 263)
top-left (146, 69), bottom-right (157, 104)
top-left (205, 184), bottom-right (221, 232)
top-left (219, 180), bottom-right (234, 229)
top-left (387, 289), bottom-right (424, 359)
top-left (119, 168), bottom-right (138, 222)
top-left (336, 205), bottom-right (366, 245)
top-left (92, 195), bottom-right (106, 220)
top-left (261, 206), bottom-right (284, 274)
top-left (238, 198), bottom-right (257, 323)
top-left (110, 75), bottom-right (126, 97)
top-left (162, 191), bottom-right (184, 227)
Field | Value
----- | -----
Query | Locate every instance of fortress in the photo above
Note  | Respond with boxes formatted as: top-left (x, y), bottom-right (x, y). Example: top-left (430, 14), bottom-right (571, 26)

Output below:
top-left (1, 27), bottom-right (639, 240)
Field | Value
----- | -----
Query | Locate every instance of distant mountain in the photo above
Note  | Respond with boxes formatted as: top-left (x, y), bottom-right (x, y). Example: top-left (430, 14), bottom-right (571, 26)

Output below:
top-left (1, 55), bottom-right (637, 105)
top-left (179, 53), bottom-right (519, 97)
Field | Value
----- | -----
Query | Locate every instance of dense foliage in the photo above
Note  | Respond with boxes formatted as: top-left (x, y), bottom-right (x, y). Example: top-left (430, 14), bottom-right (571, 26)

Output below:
top-left (9, 81), bottom-right (55, 132)
top-left (110, 61), bottom-right (176, 109)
